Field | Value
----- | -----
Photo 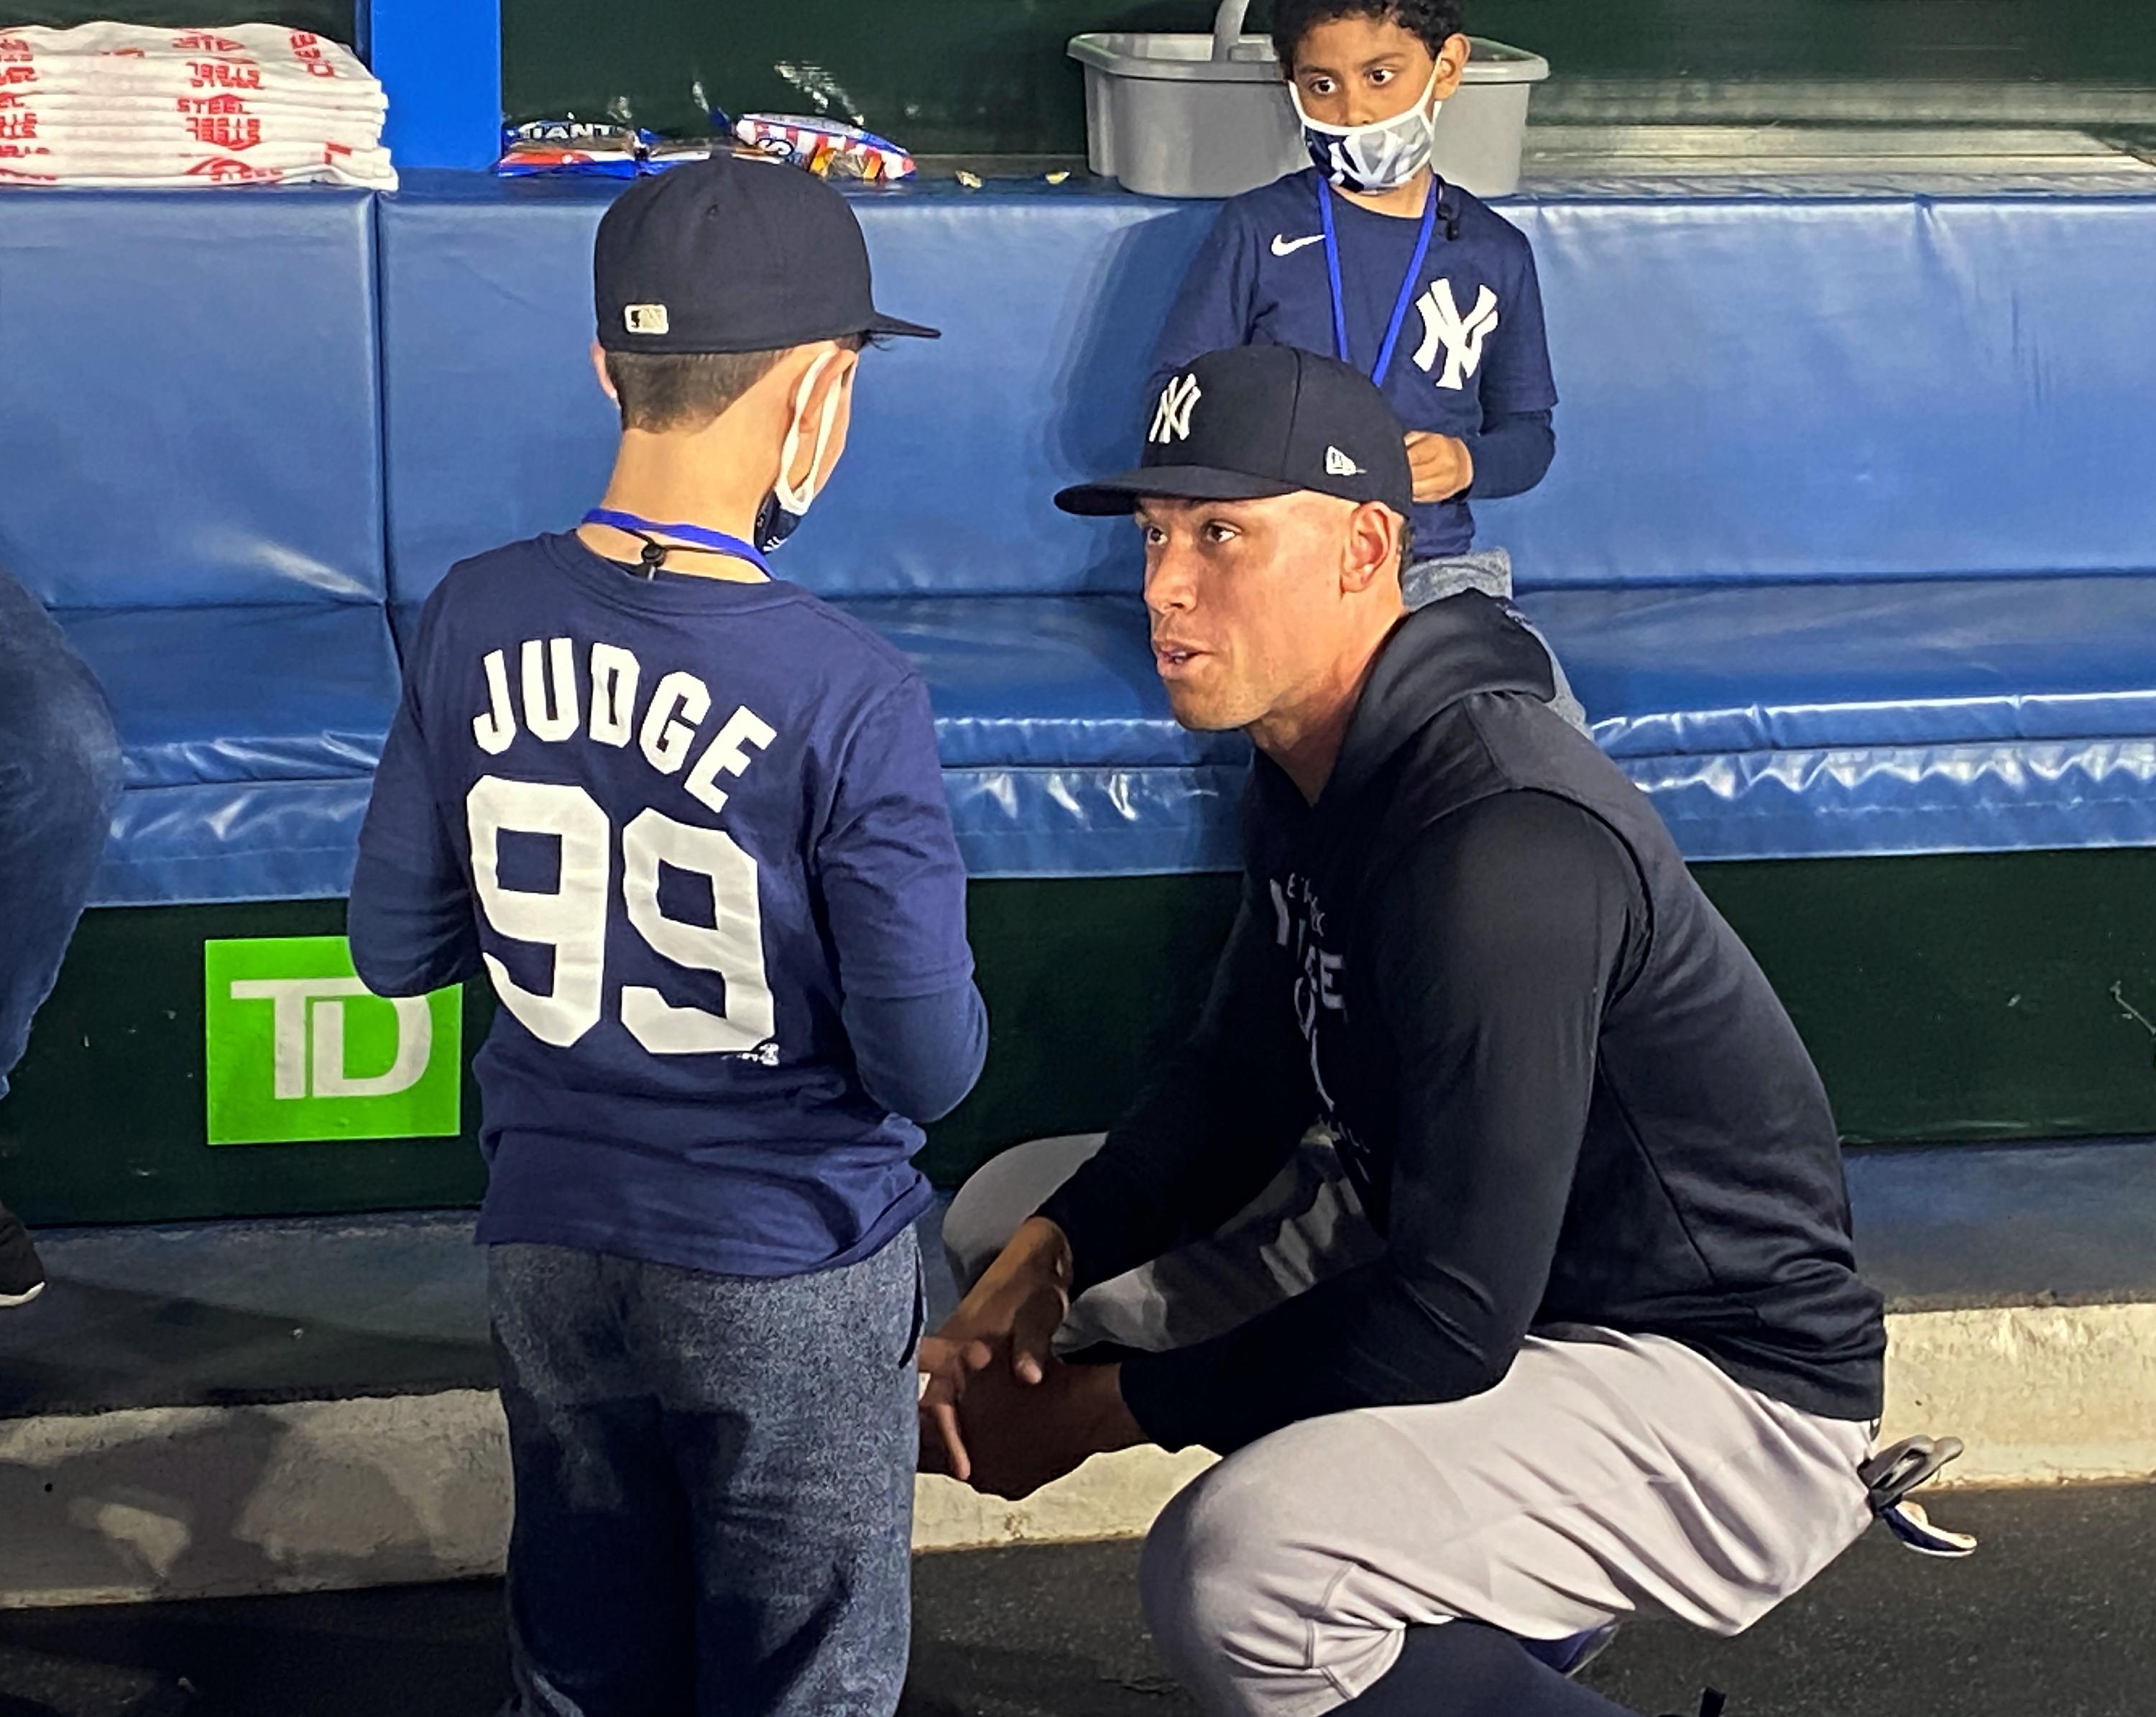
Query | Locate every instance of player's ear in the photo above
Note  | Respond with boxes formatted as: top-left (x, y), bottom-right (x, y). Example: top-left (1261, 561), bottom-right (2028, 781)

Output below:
top-left (591, 341), bottom-right (618, 405)
top-left (1340, 501), bottom-right (1401, 595)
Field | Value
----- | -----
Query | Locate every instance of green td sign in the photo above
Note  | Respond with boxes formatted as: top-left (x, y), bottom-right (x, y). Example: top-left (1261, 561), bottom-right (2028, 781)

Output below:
top-left (203, 936), bottom-right (462, 1146)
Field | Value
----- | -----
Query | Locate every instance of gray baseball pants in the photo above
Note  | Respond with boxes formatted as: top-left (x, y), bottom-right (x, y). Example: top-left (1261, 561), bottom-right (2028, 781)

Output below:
top-left (946, 1134), bottom-right (1876, 1717)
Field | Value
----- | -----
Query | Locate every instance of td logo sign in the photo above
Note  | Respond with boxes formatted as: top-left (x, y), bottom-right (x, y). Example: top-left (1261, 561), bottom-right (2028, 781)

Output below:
top-left (203, 936), bottom-right (462, 1146)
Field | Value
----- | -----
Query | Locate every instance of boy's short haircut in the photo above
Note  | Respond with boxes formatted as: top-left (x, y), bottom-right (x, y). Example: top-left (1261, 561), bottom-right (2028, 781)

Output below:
top-left (605, 332), bottom-right (869, 433)
top-left (1271, 0), bottom-right (1467, 71)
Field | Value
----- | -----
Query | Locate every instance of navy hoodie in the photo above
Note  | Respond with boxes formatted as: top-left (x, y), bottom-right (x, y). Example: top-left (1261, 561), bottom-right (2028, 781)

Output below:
top-left (1041, 597), bottom-right (1886, 1454)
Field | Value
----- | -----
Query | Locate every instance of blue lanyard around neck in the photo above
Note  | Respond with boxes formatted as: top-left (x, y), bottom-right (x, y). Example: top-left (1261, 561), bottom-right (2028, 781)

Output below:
top-left (1317, 176), bottom-right (1439, 390)
top-left (582, 508), bottom-right (773, 581)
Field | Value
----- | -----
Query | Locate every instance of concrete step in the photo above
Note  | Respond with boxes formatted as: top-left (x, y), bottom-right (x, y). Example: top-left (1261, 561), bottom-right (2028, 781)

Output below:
top-left (1, 1142), bottom-right (2152, 1606)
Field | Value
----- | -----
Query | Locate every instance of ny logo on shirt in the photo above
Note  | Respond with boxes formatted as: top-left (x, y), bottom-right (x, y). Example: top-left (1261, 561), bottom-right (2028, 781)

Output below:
top-left (1412, 280), bottom-right (1501, 390)
top-left (1150, 372), bottom-right (1202, 444)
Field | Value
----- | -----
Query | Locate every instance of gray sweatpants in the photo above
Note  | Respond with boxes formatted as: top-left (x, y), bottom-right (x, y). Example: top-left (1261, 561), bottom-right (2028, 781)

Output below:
top-left (946, 1136), bottom-right (1876, 1717)
top-left (490, 1233), bottom-right (923, 1717)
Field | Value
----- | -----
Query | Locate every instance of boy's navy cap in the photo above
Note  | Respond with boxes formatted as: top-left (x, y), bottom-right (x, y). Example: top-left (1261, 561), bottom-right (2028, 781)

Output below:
top-left (594, 153), bottom-right (938, 354)
top-left (1056, 345), bottom-right (1412, 520)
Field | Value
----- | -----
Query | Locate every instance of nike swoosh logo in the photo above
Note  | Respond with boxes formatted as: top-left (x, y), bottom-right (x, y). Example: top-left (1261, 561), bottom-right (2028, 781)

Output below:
top-left (1271, 233), bottom-right (1325, 257)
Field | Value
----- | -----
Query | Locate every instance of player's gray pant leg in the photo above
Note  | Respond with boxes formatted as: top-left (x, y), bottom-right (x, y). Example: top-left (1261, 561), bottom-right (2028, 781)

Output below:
top-left (949, 1138), bottom-right (1876, 1717)
top-left (1401, 548), bottom-right (1589, 735)
top-left (942, 1131), bottom-right (1381, 1354)
top-left (1141, 1327), bottom-right (1876, 1717)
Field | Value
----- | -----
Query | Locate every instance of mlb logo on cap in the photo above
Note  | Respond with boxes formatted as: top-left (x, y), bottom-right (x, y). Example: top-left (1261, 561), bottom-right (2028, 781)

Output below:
top-left (624, 303), bottom-right (671, 336)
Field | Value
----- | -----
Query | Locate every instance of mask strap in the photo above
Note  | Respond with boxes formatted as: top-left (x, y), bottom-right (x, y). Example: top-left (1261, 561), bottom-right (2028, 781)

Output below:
top-left (1415, 63), bottom-right (1442, 143)
top-left (773, 350), bottom-right (844, 513)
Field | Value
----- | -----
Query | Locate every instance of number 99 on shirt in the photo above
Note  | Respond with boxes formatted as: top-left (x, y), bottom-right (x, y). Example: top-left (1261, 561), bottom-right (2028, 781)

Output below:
top-left (466, 775), bottom-right (775, 1058)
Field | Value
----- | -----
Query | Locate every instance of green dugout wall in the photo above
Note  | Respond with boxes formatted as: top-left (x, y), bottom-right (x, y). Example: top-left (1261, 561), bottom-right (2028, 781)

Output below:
top-left (6, 852), bottom-right (2156, 1228)
top-left (497, 0), bottom-right (2156, 152)
top-left (17, 2), bottom-right (2156, 156)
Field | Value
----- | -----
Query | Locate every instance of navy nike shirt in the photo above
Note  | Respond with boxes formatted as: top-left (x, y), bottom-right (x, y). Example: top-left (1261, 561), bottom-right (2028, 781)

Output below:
top-left (351, 532), bottom-right (981, 1278)
top-left (1153, 167), bottom-right (1558, 558)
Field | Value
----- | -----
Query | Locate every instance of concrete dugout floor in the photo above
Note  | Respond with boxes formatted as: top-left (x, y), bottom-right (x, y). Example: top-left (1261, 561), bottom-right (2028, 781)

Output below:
top-left (0, 1484), bottom-right (2149, 1717)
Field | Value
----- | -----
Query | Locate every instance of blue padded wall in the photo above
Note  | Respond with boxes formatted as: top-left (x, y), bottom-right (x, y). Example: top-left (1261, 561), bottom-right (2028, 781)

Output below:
top-left (1502, 196), bottom-right (2156, 588)
top-left (0, 189), bottom-right (385, 609)
top-left (378, 179), bottom-right (2156, 606)
top-left (377, 175), bottom-right (1210, 605)
top-left (14, 175), bottom-right (2154, 898)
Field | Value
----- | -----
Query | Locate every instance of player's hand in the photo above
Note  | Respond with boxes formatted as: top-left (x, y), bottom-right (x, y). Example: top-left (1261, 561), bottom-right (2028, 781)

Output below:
top-left (939, 1215), bottom-right (1073, 1384)
top-left (916, 1216), bottom-right (1074, 1480)
top-left (1405, 431), bottom-right (1473, 504)
top-left (917, 1332), bottom-right (995, 1481)
top-left (957, 1358), bottom-right (1145, 1502)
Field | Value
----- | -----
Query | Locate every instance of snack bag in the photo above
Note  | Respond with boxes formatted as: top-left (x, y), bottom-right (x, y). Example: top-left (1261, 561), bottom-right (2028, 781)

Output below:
top-left (498, 119), bottom-right (645, 177)
top-left (732, 114), bottom-right (915, 183)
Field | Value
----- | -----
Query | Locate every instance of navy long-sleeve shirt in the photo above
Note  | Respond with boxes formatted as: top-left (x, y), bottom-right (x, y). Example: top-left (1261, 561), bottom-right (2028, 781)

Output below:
top-left (1151, 167), bottom-right (1558, 558)
top-left (350, 532), bottom-right (989, 1278)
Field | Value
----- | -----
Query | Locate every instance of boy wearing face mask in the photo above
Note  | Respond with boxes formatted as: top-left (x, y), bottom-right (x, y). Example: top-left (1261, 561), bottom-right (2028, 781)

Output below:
top-left (1153, 0), bottom-right (1569, 671)
top-left (349, 156), bottom-right (985, 1716)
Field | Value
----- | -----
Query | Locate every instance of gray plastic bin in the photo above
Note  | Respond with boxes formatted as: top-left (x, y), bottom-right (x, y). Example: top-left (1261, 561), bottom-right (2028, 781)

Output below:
top-left (1069, 0), bottom-right (1548, 199)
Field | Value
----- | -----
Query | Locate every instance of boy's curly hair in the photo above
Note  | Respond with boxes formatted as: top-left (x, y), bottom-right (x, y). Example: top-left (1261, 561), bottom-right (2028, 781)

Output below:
top-left (1270, 0), bottom-right (1466, 72)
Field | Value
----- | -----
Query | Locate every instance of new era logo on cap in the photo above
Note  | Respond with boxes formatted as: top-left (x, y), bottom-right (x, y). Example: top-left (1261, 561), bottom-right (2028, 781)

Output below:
top-left (1326, 446), bottom-right (1364, 477)
top-left (624, 303), bottom-right (670, 335)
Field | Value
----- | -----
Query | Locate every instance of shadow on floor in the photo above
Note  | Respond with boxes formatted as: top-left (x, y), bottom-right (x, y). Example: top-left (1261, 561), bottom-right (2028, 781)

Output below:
top-left (0, 1486), bottom-right (2150, 1716)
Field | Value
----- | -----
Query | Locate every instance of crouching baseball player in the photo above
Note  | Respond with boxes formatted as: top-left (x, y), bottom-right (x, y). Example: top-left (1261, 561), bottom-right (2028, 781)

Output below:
top-left (921, 345), bottom-right (1965, 1717)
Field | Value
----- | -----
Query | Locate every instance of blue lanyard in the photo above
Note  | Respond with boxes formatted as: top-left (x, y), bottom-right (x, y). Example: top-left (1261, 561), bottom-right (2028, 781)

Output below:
top-left (1317, 177), bottom-right (1439, 389)
top-left (582, 508), bottom-right (773, 580)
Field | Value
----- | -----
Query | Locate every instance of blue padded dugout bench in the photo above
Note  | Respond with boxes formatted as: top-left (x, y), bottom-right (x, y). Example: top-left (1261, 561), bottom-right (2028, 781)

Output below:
top-left (0, 189), bottom-right (395, 906)
top-left (379, 174), bottom-right (2156, 879)
top-left (9, 175), bottom-right (2155, 904)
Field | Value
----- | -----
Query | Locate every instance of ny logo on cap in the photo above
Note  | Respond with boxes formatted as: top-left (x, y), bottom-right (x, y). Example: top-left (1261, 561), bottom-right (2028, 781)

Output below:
top-left (624, 303), bottom-right (671, 336)
top-left (1150, 373), bottom-right (1202, 445)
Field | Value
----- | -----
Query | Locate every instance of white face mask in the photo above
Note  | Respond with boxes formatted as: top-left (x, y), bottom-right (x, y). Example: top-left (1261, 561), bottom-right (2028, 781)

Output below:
top-left (1290, 66), bottom-right (1443, 194)
top-left (755, 349), bottom-right (847, 553)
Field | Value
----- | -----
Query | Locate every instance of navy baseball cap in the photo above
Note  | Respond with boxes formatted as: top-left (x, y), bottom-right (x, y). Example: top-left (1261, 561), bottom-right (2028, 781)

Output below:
top-left (594, 153), bottom-right (938, 354)
top-left (1056, 345), bottom-right (1412, 519)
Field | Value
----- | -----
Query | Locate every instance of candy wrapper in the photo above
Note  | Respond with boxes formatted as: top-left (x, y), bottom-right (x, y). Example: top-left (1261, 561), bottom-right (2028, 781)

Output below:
top-left (498, 121), bottom-right (724, 178)
top-left (732, 114), bottom-right (915, 183)
top-left (498, 120), bottom-right (646, 178)
top-left (643, 136), bottom-right (722, 172)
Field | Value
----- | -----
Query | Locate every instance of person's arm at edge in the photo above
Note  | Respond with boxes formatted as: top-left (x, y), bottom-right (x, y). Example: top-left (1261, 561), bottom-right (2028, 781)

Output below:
top-left (927, 874), bottom-right (1315, 1421)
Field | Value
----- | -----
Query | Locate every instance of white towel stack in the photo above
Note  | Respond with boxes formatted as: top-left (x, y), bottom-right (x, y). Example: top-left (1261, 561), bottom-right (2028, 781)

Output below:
top-left (0, 21), bottom-right (395, 189)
